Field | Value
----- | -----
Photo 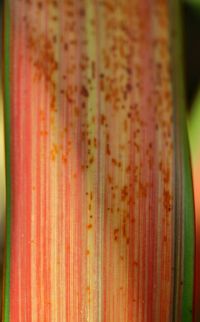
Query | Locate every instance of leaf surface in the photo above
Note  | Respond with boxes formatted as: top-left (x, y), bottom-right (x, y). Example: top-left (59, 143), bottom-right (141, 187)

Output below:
top-left (3, 0), bottom-right (194, 321)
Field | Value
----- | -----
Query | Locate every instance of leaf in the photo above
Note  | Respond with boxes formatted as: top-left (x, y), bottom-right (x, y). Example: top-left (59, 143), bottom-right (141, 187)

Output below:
top-left (2, 0), bottom-right (194, 321)
top-left (188, 88), bottom-right (200, 322)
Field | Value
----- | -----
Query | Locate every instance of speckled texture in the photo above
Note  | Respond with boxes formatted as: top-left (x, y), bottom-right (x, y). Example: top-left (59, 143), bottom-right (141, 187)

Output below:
top-left (3, 0), bottom-right (190, 321)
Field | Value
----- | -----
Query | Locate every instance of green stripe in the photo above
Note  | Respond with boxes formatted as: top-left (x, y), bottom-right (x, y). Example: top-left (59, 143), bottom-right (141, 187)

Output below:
top-left (188, 89), bottom-right (200, 161)
top-left (169, 0), bottom-right (195, 321)
top-left (3, 0), bottom-right (11, 321)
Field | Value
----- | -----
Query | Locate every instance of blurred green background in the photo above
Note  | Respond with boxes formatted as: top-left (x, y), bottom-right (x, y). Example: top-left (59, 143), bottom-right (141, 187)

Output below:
top-left (184, 0), bottom-right (200, 163)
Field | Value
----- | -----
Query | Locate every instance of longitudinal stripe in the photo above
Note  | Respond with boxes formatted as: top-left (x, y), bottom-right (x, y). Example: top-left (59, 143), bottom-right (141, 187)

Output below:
top-left (3, 0), bottom-right (194, 322)
top-left (169, 0), bottom-right (194, 320)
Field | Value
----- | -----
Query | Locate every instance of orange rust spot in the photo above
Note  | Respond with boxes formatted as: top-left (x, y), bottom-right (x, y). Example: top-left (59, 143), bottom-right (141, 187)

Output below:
top-left (102, 1), bottom-right (115, 12)
top-left (105, 93), bottom-right (111, 102)
top-left (40, 130), bottom-right (48, 136)
top-left (62, 154), bottom-right (67, 163)
top-left (63, 43), bottom-right (68, 50)
top-left (134, 142), bottom-right (140, 151)
top-left (87, 224), bottom-right (92, 229)
top-left (163, 189), bottom-right (172, 212)
top-left (81, 85), bottom-right (89, 97)
top-left (163, 168), bottom-right (170, 184)
top-left (121, 185), bottom-right (128, 201)
top-left (107, 175), bottom-right (112, 184)
top-left (106, 143), bottom-right (111, 155)
top-left (114, 228), bottom-right (119, 241)
top-left (100, 114), bottom-right (106, 125)
top-left (79, 7), bottom-right (85, 17)
top-left (89, 157), bottom-right (94, 164)
top-left (37, 2), bottom-right (43, 10)
top-left (112, 158), bottom-right (118, 166)
top-left (52, 15), bottom-right (58, 21)
top-left (66, 92), bottom-right (74, 104)
top-left (52, 0), bottom-right (58, 7)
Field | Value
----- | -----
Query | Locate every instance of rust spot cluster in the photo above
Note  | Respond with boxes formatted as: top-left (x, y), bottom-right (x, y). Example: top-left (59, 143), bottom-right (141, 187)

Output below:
top-left (21, 0), bottom-right (173, 255)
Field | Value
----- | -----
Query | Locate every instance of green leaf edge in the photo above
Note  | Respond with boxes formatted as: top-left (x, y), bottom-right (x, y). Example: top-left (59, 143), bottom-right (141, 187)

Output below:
top-left (169, 0), bottom-right (195, 321)
top-left (188, 88), bottom-right (200, 161)
top-left (2, 0), bottom-right (11, 321)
